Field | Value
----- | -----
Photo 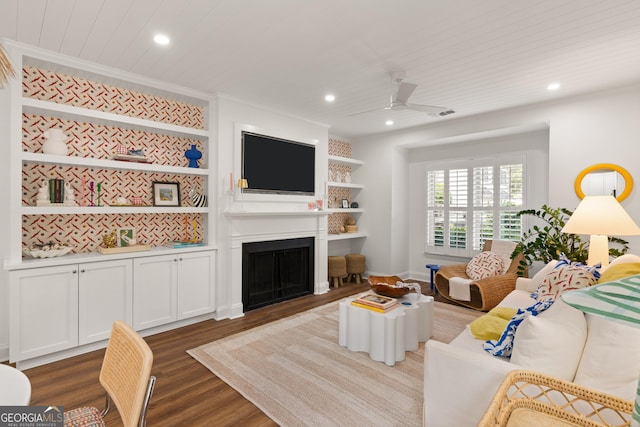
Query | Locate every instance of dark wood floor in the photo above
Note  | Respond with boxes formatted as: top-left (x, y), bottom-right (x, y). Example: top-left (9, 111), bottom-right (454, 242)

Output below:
top-left (23, 281), bottom-right (439, 426)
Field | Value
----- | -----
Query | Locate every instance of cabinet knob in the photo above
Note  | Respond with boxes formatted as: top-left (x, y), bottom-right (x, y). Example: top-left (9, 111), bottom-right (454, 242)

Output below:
top-left (179, 257), bottom-right (183, 261)
top-left (174, 258), bottom-right (178, 262)
top-left (80, 269), bottom-right (86, 273)
top-left (72, 269), bottom-right (77, 274)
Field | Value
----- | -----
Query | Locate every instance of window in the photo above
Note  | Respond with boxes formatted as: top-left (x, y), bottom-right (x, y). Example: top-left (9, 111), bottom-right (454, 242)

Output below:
top-left (425, 157), bottom-right (525, 257)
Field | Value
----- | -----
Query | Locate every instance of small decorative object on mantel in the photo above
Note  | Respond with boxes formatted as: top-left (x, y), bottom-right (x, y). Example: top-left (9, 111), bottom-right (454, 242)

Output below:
top-left (368, 275), bottom-right (422, 298)
top-left (42, 128), bottom-right (69, 156)
top-left (102, 230), bottom-right (117, 248)
top-left (350, 202), bottom-right (359, 209)
top-left (184, 144), bottom-right (202, 168)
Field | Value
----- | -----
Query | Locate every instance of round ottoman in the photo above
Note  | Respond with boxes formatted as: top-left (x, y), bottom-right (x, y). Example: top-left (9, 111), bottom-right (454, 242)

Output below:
top-left (345, 254), bottom-right (366, 284)
top-left (328, 256), bottom-right (347, 288)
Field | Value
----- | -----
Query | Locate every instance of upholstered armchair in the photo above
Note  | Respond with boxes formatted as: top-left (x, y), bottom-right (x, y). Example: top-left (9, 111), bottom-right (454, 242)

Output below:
top-left (434, 240), bottom-right (526, 311)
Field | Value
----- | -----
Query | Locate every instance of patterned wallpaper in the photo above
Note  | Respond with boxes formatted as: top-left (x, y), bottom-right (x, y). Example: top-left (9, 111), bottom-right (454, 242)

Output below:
top-left (21, 66), bottom-right (207, 253)
top-left (23, 65), bottom-right (204, 129)
top-left (328, 136), bottom-right (357, 234)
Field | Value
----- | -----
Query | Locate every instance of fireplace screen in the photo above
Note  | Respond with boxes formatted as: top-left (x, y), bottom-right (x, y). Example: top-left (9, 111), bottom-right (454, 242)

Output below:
top-left (242, 237), bottom-right (314, 311)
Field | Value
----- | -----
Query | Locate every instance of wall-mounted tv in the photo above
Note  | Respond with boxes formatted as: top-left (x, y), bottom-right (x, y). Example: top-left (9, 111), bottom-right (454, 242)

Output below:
top-left (241, 131), bottom-right (315, 196)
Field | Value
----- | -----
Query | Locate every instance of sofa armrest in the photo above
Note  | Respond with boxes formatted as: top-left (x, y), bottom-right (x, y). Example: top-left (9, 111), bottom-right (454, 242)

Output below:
top-left (424, 340), bottom-right (522, 427)
top-left (515, 277), bottom-right (535, 292)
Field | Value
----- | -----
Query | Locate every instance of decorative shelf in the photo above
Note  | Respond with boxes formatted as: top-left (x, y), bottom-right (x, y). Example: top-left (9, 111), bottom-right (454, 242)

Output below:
top-left (327, 181), bottom-right (364, 189)
top-left (328, 155), bottom-right (364, 167)
top-left (21, 152), bottom-right (209, 175)
top-left (224, 210), bottom-right (329, 218)
top-left (22, 97), bottom-right (209, 139)
top-left (21, 206), bottom-right (209, 215)
top-left (5, 244), bottom-right (217, 271)
top-left (327, 232), bottom-right (367, 241)
top-left (326, 208), bottom-right (364, 214)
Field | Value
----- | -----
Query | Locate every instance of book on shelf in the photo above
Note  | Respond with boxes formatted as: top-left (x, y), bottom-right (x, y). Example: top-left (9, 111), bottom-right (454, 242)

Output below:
top-left (350, 300), bottom-right (398, 313)
top-left (165, 240), bottom-right (204, 248)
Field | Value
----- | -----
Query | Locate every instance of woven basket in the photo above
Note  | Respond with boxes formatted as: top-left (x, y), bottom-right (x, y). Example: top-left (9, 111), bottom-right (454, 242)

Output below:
top-left (368, 275), bottom-right (417, 297)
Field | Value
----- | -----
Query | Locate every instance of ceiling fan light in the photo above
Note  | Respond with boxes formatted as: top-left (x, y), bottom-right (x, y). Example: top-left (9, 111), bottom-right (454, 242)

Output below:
top-left (153, 34), bottom-right (170, 46)
top-left (324, 94), bottom-right (335, 103)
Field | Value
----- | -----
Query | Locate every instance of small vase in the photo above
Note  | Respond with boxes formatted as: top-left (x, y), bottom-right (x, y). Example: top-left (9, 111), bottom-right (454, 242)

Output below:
top-left (185, 144), bottom-right (202, 168)
top-left (42, 128), bottom-right (69, 156)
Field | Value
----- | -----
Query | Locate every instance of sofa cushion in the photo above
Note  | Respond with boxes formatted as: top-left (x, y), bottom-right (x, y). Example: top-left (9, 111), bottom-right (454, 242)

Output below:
top-left (466, 251), bottom-right (504, 280)
top-left (572, 313), bottom-right (640, 400)
top-left (510, 298), bottom-right (587, 380)
top-left (469, 307), bottom-right (518, 340)
top-left (598, 262), bottom-right (640, 283)
top-left (536, 265), bottom-right (597, 301)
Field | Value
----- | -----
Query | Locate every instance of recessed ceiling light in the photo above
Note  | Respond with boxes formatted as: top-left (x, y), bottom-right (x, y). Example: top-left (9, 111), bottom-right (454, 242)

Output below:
top-left (324, 94), bottom-right (335, 103)
top-left (385, 120), bottom-right (394, 126)
top-left (153, 34), bottom-right (170, 46)
top-left (547, 82), bottom-right (561, 91)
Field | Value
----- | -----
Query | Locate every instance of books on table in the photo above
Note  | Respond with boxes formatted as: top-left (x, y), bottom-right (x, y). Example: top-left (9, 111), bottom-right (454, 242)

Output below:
top-left (351, 293), bottom-right (398, 313)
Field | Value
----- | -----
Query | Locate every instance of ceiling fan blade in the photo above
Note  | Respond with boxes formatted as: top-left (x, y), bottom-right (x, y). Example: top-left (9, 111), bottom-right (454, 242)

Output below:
top-left (406, 103), bottom-right (450, 114)
top-left (395, 81), bottom-right (417, 104)
top-left (347, 105), bottom-right (391, 117)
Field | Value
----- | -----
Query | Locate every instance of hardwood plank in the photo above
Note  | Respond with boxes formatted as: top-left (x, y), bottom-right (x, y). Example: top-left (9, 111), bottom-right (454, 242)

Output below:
top-left (22, 281), bottom-right (437, 426)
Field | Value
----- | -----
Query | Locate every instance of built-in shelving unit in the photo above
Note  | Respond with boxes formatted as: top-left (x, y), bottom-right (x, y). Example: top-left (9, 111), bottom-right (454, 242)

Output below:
top-left (328, 153), bottom-right (365, 242)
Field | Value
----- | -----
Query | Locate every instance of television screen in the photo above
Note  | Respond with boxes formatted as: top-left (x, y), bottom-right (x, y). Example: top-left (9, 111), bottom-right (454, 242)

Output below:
top-left (241, 132), bottom-right (315, 196)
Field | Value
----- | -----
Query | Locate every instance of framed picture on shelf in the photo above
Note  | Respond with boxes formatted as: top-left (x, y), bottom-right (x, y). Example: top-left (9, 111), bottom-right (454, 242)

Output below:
top-left (116, 227), bottom-right (136, 247)
top-left (153, 182), bottom-right (181, 206)
top-left (341, 198), bottom-right (349, 209)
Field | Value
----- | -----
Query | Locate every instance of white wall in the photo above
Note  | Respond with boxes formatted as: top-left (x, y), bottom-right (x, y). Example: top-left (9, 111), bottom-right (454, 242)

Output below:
top-left (352, 84), bottom-right (640, 280)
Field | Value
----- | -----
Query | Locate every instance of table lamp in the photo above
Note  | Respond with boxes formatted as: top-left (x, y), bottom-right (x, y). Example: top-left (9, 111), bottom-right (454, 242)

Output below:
top-left (562, 276), bottom-right (640, 426)
top-left (561, 195), bottom-right (640, 267)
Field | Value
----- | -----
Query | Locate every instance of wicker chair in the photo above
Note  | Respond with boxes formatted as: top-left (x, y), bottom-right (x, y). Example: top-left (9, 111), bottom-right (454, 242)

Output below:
top-left (64, 320), bottom-right (156, 427)
top-left (478, 370), bottom-right (633, 426)
top-left (434, 240), bottom-right (526, 311)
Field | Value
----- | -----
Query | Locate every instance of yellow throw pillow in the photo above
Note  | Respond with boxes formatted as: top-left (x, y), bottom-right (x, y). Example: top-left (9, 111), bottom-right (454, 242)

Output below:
top-left (469, 307), bottom-right (518, 340)
top-left (598, 262), bottom-right (640, 283)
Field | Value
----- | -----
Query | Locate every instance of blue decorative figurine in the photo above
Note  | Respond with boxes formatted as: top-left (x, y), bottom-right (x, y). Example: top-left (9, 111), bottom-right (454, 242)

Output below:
top-left (185, 144), bottom-right (202, 168)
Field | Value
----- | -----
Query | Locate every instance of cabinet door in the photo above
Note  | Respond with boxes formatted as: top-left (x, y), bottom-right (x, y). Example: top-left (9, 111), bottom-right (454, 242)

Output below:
top-left (133, 254), bottom-right (177, 330)
top-left (176, 251), bottom-right (216, 320)
top-left (9, 265), bottom-right (79, 362)
top-left (78, 259), bottom-right (133, 345)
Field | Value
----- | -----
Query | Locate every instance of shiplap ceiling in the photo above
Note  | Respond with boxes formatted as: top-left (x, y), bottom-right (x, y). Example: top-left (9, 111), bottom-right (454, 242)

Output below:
top-left (2, 0), bottom-right (640, 138)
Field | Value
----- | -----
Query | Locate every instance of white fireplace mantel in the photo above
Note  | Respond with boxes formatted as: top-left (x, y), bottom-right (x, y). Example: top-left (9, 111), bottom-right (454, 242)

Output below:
top-left (222, 210), bottom-right (330, 319)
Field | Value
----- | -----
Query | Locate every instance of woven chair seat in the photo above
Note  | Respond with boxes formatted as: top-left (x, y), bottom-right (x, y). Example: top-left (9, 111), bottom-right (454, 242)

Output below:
top-left (64, 407), bottom-right (105, 427)
top-left (434, 240), bottom-right (526, 311)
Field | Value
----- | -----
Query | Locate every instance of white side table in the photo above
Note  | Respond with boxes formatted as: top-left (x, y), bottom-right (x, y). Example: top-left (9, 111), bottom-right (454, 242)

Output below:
top-left (338, 293), bottom-right (434, 366)
top-left (0, 364), bottom-right (31, 405)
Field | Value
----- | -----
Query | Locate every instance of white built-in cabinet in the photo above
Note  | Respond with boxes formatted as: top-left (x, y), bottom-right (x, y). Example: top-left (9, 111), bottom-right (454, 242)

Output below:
top-left (10, 258), bottom-right (131, 361)
top-left (133, 251), bottom-right (215, 330)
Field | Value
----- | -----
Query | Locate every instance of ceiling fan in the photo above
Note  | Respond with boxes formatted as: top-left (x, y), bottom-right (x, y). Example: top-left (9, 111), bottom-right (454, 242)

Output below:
top-left (349, 71), bottom-right (455, 117)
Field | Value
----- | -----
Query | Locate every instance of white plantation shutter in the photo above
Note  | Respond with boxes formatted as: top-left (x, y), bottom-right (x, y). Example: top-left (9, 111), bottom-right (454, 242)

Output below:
top-left (425, 157), bottom-right (526, 256)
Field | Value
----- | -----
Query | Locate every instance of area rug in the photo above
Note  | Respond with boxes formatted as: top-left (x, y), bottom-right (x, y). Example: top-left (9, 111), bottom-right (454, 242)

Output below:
top-left (188, 300), bottom-right (481, 427)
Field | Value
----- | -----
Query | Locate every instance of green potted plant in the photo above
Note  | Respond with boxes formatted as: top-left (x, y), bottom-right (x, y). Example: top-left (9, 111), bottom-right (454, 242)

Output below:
top-left (511, 204), bottom-right (630, 276)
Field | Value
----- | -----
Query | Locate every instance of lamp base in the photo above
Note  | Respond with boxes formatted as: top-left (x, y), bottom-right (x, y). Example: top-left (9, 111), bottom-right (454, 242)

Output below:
top-left (587, 234), bottom-right (609, 267)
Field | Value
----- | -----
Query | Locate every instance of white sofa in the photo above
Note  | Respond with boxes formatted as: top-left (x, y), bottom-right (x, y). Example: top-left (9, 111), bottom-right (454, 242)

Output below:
top-left (423, 254), bottom-right (640, 427)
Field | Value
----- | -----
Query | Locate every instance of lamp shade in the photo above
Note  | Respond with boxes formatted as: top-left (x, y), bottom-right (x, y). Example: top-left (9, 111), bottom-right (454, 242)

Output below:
top-left (562, 196), bottom-right (640, 236)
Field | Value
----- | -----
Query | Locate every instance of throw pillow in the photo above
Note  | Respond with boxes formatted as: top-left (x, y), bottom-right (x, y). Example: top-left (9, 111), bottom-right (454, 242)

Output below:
top-left (536, 265), bottom-right (597, 302)
top-left (573, 314), bottom-right (640, 401)
top-left (510, 298), bottom-right (587, 380)
top-left (554, 253), bottom-right (601, 280)
top-left (469, 307), bottom-right (518, 340)
top-left (598, 262), bottom-right (640, 283)
top-left (483, 299), bottom-right (554, 358)
top-left (466, 251), bottom-right (504, 281)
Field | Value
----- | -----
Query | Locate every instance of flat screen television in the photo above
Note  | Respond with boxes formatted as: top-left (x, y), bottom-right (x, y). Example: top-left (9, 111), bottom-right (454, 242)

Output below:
top-left (241, 131), bottom-right (315, 196)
